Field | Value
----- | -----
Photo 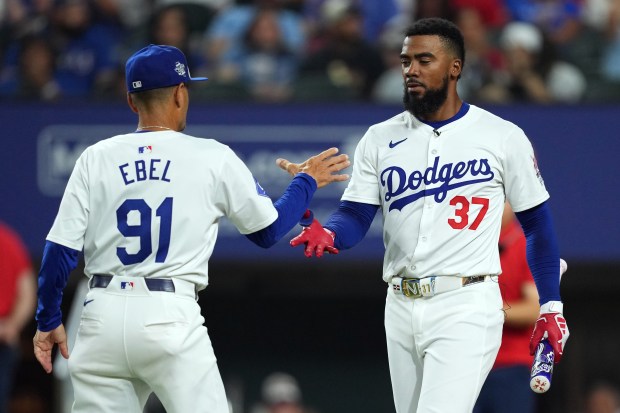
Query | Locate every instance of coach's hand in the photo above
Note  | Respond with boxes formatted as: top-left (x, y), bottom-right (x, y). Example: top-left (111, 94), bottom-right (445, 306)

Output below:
top-left (34, 324), bottom-right (69, 374)
top-left (529, 301), bottom-right (569, 363)
top-left (290, 217), bottom-right (338, 257)
top-left (277, 147), bottom-right (350, 188)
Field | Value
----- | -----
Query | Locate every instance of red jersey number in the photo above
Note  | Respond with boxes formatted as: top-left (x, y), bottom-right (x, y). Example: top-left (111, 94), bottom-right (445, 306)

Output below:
top-left (448, 196), bottom-right (489, 230)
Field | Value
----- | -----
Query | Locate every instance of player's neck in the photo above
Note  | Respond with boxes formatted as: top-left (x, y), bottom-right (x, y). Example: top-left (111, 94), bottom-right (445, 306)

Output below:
top-left (136, 116), bottom-right (178, 132)
top-left (419, 96), bottom-right (463, 123)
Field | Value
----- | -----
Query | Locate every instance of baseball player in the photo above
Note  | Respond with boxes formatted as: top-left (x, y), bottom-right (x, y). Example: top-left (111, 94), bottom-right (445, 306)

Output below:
top-left (280, 18), bottom-right (569, 413)
top-left (32, 44), bottom-right (350, 413)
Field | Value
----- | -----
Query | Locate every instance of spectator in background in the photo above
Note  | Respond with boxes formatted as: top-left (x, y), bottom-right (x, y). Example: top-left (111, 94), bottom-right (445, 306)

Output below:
top-left (300, 0), bottom-right (384, 100)
top-left (303, 0), bottom-right (401, 45)
top-left (412, 0), bottom-right (454, 21)
top-left (583, 382), bottom-right (620, 413)
top-left (502, 0), bottom-right (589, 66)
top-left (478, 21), bottom-right (586, 104)
top-left (473, 203), bottom-right (541, 413)
top-left (93, 0), bottom-right (154, 31)
top-left (0, 221), bottom-right (36, 413)
top-left (237, 8), bottom-right (298, 102)
top-left (453, 7), bottom-right (503, 103)
top-left (450, 0), bottom-right (508, 30)
top-left (372, 20), bottom-right (408, 104)
top-left (250, 372), bottom-right (318, 413)
top-left (154, 0), bottom-right (228, 13)
top-left (47, 0), bottom-right (121, 98)
top-left (0, 0), bottom-right (55, 40)
top-left (0, 35), bottom-right (61, 100)
top-left (204, 0), bottom-right (304, 84)
top-left (0, 0), bottom-right (54, 70)
top-left (147, 5), bottom-right (207, 76)
top-left (583, 0), bottom-right (620, 82)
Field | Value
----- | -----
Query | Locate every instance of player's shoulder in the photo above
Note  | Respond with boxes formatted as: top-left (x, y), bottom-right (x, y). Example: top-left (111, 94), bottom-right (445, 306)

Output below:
top-left (175, 132), bottom-right (231, 150)
top-left (78, 133), bottom-right (131, 157)
top-left (176, 133), bottom-right (239, 162)
top-left (369, 111), bottom-right (410, 130)
top-left (362, 111), bottom-right (411, 141)
top-left (467, 104), bottom-right (524, 134)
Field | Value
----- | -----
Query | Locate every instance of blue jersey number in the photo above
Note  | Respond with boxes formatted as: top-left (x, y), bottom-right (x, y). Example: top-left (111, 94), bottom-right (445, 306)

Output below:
top-left (116, 198), bottom-right (173, 265)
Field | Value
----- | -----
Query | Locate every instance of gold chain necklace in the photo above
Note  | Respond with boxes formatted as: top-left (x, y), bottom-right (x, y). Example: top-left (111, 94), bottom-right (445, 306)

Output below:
top-left (136, 125), bottom-right (173, 131)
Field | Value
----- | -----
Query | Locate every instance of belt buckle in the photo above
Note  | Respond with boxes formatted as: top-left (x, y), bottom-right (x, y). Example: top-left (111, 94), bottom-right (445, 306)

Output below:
top-left (401, 277), bottom-right (436, 298)
top-left (401, 279), bottom-right (421, 298)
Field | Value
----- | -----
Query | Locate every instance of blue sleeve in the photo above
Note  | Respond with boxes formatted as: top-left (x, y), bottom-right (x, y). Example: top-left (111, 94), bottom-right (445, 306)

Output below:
top-left (515, 201), bottom-right (561, 305)
top-left (36, 241), bottom-right (80, 331)
top-left (245, 173), bottom-right (317, 248)
top-left (324, 201), bottom-right (379, 250)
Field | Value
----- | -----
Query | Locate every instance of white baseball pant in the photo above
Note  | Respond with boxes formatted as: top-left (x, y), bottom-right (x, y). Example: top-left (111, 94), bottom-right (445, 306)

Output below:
top-left (385, 278), bottom-right (504, 413)
top-left (68, 276), bottom-right (229, 413)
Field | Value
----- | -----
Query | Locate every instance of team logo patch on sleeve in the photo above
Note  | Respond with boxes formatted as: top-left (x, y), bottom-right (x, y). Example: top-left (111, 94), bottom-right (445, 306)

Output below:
top-left (138, 146), bottom-right (153, 154)
top-left (254, 178), bottom-right (269, 197)
top-left (532, 155), bottom-right (545, 186)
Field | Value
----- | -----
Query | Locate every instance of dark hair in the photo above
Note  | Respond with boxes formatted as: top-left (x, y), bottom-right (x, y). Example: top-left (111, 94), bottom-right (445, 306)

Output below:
top-left (130, 85), bottom-right (177, 109)
top-left (405, 18), bottom-right (465, 69)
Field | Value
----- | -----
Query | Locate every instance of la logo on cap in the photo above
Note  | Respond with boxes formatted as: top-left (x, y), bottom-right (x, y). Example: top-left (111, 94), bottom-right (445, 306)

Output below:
top-left (132, 81), bottom-right (142, 88)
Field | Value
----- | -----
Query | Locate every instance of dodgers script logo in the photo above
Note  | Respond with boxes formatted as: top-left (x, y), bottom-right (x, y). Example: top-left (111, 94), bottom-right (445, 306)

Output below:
top-left (381, 156), bottom-right (494, 211)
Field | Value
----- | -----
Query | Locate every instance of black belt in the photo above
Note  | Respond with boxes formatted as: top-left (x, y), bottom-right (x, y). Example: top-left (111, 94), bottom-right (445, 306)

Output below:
top-left (90, 274), bottom-right (176, 292)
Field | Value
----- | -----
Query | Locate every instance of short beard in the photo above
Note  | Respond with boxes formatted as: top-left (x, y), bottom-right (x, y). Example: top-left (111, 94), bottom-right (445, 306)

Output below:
top-left (403, 75), bottom-right (449, 119)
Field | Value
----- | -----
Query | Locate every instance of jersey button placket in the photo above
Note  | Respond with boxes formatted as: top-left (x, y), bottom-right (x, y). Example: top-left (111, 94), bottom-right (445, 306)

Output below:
top-left (415, 130), bottom-right (439, 259)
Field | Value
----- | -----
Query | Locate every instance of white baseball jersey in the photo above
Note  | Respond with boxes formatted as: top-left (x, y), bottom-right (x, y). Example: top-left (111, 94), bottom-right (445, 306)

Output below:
top-left (342, 104), bottom-right (549, 282)
top-left (47, 130), bottom-right (277, 290)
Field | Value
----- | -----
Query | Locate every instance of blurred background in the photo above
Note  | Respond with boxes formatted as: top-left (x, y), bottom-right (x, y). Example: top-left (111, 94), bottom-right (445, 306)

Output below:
top-left (1, 0), bottom-right (619, 412)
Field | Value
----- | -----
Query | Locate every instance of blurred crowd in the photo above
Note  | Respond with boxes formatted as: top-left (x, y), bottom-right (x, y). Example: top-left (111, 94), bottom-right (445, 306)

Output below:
top-left (1, 0), bottom-right (620, 104)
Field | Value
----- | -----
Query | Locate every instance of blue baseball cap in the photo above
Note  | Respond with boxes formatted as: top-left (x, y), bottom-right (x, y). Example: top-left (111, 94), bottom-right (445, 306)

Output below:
top-left (125, 44), bottom-right (208, 93)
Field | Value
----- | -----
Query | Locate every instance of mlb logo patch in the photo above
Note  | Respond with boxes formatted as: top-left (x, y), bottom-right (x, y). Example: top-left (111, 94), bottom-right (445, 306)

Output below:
top-left (138, 145), bottom-right (153, 154)
top-left (121, 281), bottom-right (135, 290)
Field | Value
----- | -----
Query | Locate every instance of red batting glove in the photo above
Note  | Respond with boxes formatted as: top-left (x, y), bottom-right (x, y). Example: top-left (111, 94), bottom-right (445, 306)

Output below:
top-left (530, 301), bottom-right (569, 363)
top-left (290, 215), bottom-right (338, 258)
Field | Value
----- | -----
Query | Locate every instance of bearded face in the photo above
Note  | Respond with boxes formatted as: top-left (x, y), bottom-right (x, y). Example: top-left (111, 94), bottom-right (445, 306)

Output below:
top-left (403, 74), bottom-right (449, 119)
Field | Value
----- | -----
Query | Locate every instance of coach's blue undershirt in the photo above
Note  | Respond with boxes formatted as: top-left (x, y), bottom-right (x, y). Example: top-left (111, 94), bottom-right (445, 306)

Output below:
top-left (245, 173), bottom-right (317, 248)
top-left (322, 199), bottom-right (560, 304)
top-left (36, 241), bottom-right (80, 331)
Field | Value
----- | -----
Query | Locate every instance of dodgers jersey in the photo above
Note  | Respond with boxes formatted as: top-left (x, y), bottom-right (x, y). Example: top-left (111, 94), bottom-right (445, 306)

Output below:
top-left (47, 131), bottom-right (278, 291)
top-left (342, 105), bottom-right (549, 282)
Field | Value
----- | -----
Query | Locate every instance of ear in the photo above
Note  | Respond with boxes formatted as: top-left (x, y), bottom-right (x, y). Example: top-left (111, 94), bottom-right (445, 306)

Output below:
top-left (451, 59), bottom-right (462, 79)
top-left (173, 83), bottom-right (186, 108)
top-left (127, 93), bottom-right (139, 114)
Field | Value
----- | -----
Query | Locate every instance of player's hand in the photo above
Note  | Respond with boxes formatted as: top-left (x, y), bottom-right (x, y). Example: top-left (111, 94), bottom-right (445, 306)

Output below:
top-left (529, 301), bottom-right (569, 363)
top-left (276, 147), bottom-right (350, 188)
top-left (290, 216), bottom-right (338, 257)
top-left (33, 324), bottom-right (69, 374)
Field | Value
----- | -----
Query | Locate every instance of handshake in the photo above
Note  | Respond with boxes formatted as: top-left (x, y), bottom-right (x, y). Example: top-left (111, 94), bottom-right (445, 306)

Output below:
top-left (289, 210), bottom-right (338, 258)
